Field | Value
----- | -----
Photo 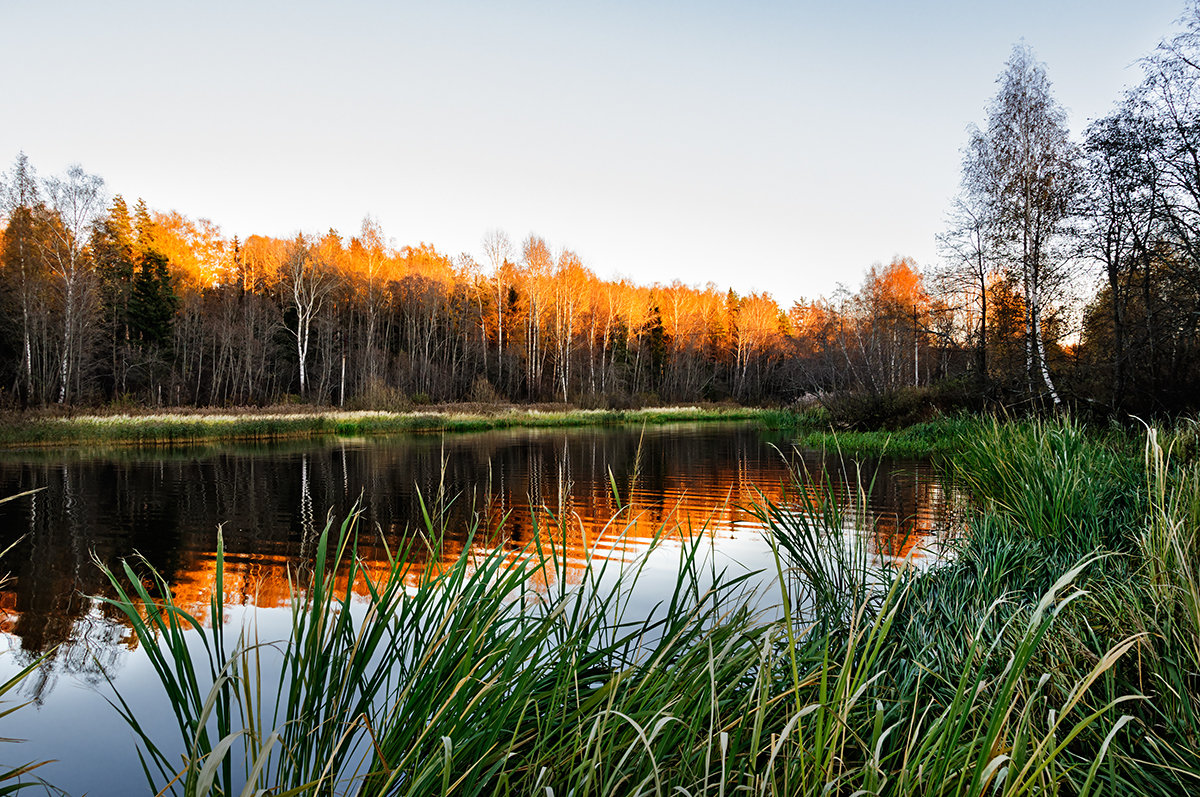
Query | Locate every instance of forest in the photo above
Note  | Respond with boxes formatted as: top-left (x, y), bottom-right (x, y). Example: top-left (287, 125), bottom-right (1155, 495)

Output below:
top-left (3, 22), bottom-right (1200, 420)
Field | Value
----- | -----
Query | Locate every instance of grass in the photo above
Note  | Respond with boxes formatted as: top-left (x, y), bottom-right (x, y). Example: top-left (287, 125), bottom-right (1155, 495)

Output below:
top-left (0, 400), bottom-right (977, 458)
top-left (0, 405), bottom-right (782, 450)
top-left (790, 413), bottom-right (986, 458)
top-left (875, 416), bottom-right (1200, 794)
top-left (0, 490), bottom-right (52, 794)
top-left (81, 413), bottom-right (1200, 796)
top-left (98, 501), bottom-right (771, 796)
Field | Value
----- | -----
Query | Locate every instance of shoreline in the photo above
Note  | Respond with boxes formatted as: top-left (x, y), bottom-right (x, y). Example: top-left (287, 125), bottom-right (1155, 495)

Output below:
top-left (0, 404), bottom-right (792, 449)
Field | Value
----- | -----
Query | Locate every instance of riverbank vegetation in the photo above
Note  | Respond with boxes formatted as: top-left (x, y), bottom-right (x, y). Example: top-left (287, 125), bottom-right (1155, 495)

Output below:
top-left (5, 11), bottom-right (1200, 419)
top-left (0, 405), bottom-right (790, 449)
top-left (22, 416), bottom-right (1181, 796)
top-left (0, 398), bottom-right (976, 457)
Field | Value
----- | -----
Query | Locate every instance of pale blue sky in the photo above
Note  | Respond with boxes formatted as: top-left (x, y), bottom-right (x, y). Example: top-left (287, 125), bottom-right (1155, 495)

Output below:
top-left (0, 1), bottom-right (1185, 303)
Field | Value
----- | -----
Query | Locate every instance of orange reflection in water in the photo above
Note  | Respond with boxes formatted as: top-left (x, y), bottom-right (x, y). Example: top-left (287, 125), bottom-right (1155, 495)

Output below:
top-left (0, 427), bottom-right (961, 702)
top-left (158, 464), bottom-right (794, 624)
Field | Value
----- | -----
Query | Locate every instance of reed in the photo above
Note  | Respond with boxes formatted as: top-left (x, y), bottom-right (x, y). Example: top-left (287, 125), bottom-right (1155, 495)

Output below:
top-left (0, 490), bottom-right (54, 794)
top-left (94, 424), bottom-right (1178, 795)
top-left (873, 417), bottom-right (1200, 793)
top-left (791, 413), bottom-right (984, 458)
top-left (952, 416), bottom-right (1139, 553)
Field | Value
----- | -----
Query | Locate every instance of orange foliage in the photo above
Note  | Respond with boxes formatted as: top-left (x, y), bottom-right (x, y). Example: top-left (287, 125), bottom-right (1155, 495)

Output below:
top-left (151, 211), bottom-right (234, 291)
top-left (863, 256), bottom-right (929, 317)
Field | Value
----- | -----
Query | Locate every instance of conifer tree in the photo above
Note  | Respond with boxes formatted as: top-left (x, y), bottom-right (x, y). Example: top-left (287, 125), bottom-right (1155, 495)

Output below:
top-left (134, 197), bottom-right (153, 247)
top-left (92, 195), bottom-right (136, 396)
top-left (128, 247), bottom-right (178, 349)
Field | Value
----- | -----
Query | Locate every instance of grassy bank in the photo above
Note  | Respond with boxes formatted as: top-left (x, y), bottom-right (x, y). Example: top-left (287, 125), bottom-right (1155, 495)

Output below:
top-left (790, 412), bottom-right (984, 458)
top-left (0, 405), bottom-right (791, 449)
top-left (0, 400), bottom-right (989, 459)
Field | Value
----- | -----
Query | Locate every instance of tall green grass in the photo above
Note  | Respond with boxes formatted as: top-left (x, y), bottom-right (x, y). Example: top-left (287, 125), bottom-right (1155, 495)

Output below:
top-left (759, 451), bottom-right (1144, 796)
top-left (93, 416), bottom-right (1192, 795)
top-left (791, 413), bottom-right (984, 458)
top-left (952, 417), bottom-right (1139, 552)
top-left (874, 417), bottom-right (1200, 794)
top-left (0, 490), bottom-right (52, 794)
top-left (98, 502), bottom-right (774, 796)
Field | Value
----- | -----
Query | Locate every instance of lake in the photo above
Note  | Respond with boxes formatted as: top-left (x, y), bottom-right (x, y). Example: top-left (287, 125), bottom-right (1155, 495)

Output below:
top-left (0, 422), bottom-right (961, 795)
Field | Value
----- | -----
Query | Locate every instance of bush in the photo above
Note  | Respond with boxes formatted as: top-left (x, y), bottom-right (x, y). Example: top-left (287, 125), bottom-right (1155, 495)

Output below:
top-left (578, 391), bottom-right (635, 410)
top-left (346, 381), bottom-right (412, 412)
top-left (822, 380), bottom-right (988, 431)
top-left (823, 386), bottom-right (935, 430)
top-left (467, 376), bottom-right (502, 404)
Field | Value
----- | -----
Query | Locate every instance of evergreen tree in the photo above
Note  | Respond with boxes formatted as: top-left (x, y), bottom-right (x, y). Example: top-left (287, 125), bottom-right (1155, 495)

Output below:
top-left (128, 248), bottom-right (178, 349)
top-left (92, 195), bottom-right (137, 396)
top-left (134, 197), bottom-right (154, 249)
top-left (645, 304), bottom-right (668, 392)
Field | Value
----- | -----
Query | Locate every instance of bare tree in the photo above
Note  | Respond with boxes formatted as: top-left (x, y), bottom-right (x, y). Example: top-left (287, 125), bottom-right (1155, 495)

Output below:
top-left (963, 44), bottom-right (1079, 406)
top-left (937, 194), bottom-right (994, 390)
top-left (1082, 104), bottom-right (1166, 406)
top-left (284, 235), bottom-right (332, 397)
top-left (482, 229), bottom-right (512, 386)
top-left (42, 164), bottom-right (105, 404)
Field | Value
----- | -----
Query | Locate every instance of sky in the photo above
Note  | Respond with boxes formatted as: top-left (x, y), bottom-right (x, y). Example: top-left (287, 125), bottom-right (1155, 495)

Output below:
top-left (0, 0), bottom-right (1187, 305)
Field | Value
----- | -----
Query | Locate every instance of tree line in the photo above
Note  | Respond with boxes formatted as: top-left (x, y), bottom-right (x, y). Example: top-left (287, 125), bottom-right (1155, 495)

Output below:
top-left (0, 159), bottom-right (943, 410)
top-left (3, 8), bottom-right (1200, 416)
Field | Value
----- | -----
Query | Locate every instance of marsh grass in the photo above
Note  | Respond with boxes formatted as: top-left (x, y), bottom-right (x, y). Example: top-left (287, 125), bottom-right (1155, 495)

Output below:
top-left (0, 406), bottom-right (777, 449)
top-left (97, 498), bottom-right (775, 796)
top-left (874, 417), bottom-right (1200, 794)
top-left (1127, 424), bottom-right (1200, 780)
top-left (953, 417), bottom-right (1139, 552)
top-left (91, 419), bottom-right (1177, 796)
top-left (752, 456), bottom-right (879, 626)
top-left (0, 490), bottom-right (52, 794)
top-left (792, 414), bottom-right (983, 459)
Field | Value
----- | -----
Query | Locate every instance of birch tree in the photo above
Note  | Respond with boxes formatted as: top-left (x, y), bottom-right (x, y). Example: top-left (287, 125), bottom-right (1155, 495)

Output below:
top-left (482, 229), bottom-right (512, 387)
top-left (963, 44), bottom-right (1079, 407)
top-left (353, 215), bottom-right (387, 388)
top-left (284, 235), bottom-right (332, 397)
top-left (42, 164), bottom-right (105, 404)
top-left (521, 235), bottom-right (552, 398)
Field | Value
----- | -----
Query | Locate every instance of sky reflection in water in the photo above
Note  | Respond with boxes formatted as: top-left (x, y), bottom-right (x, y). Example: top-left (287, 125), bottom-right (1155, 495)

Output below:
top-left (0, 423), bottom-right (963, 795)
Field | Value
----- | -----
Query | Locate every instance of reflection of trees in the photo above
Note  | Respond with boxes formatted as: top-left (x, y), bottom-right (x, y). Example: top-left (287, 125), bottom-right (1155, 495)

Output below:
top-left (20, 598), bottom-right (131, 705)
top-left (0, 427), bottom-right (963, 700)
top-left (780, 454), bottom-right (968, 564)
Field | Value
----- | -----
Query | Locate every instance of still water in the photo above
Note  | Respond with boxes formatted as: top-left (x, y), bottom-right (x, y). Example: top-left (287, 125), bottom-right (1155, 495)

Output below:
top-left (0, 422), bottom-right (961, 795)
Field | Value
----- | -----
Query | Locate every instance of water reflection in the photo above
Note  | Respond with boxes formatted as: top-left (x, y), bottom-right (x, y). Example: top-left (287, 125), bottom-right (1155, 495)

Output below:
top-left (0, 423), bottom-right (964, 704)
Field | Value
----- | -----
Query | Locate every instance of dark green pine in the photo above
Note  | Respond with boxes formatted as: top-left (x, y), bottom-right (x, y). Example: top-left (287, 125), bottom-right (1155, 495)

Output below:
top-left (128, 248), bottom-right (178, 348)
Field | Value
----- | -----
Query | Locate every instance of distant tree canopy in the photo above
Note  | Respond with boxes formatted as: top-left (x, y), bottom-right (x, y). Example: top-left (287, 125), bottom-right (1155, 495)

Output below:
top-left (0, 170), bottom-right (941, 409)
top-left (3, 15), bottom-right (1200, 415)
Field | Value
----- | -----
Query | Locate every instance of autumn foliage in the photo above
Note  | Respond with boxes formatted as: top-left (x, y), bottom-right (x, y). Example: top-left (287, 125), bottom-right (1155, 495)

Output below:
top-left (0, 161), bottom-right (963, 409)
top-left (3, 137), bottom-right (1200, 415)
